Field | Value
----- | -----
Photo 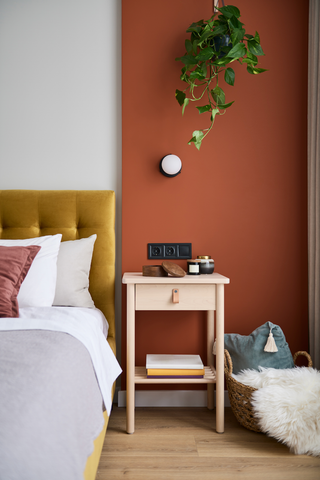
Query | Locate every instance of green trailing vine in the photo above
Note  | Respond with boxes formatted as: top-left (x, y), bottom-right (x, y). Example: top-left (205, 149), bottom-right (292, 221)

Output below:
top-left (175, 4), bottom-right (266, 150)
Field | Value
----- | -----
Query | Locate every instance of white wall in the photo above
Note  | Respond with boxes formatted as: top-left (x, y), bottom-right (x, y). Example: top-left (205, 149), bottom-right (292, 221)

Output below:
top-left (0, 0), bottom-right (122, 364)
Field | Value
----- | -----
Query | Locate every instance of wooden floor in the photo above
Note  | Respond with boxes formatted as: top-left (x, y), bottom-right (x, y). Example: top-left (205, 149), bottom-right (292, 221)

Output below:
top-left (97, 406), bottom-right (320, 480)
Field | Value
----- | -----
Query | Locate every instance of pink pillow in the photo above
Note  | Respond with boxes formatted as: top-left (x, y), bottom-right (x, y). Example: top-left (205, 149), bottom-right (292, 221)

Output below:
top-left (0, 245), bottom-right (41, 318)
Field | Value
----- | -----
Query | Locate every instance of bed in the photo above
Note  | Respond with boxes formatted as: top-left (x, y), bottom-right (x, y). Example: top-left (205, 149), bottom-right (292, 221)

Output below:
top-left (0, 190), bottom-right (121, 480)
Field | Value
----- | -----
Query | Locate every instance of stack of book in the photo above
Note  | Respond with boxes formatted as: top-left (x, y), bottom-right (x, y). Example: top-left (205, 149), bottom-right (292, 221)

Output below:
top-left (146, 354), bottom-right (204, 378)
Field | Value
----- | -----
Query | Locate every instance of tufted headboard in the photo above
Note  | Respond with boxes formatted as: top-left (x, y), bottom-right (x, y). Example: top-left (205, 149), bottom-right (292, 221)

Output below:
top-left (0, 190), bottom-right (116, 354)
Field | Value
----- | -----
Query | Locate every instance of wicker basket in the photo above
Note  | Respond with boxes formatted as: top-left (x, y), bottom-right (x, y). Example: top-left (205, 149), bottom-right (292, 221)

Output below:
top-left (224, 349), bottom-right (313, 432)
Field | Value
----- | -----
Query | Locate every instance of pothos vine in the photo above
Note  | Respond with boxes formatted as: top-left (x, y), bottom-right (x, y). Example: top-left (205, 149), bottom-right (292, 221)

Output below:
top-left (175, 4), bottom-right (266, 149)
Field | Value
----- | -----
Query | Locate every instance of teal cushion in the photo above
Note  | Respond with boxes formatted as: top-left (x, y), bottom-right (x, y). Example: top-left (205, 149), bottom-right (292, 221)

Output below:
top-left (224, 322), bottom-right (294, 374)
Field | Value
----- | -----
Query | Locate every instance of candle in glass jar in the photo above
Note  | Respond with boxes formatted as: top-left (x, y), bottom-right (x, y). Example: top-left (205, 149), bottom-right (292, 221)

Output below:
top-left (187, 259), bottom-right (201, 275)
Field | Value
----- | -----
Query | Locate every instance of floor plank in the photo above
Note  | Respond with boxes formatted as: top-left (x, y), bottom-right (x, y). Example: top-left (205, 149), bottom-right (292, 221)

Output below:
top-left (103, 434), bottom-right (198, 457)
top-left (97, 406), bottom-right (320, 480)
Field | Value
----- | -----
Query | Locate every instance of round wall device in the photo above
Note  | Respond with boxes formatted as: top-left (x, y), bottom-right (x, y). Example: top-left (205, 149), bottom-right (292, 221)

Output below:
top-left (159, 154), bottom-right (182, 177)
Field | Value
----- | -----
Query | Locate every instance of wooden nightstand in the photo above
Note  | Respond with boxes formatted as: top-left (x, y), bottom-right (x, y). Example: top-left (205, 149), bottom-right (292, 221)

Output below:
top-left (122, 272), bottom-right (230, 434)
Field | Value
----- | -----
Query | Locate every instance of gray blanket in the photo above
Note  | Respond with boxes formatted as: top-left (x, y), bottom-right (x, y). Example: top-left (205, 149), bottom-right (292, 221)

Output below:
top-left (0, 330), bottom-right (105, 480)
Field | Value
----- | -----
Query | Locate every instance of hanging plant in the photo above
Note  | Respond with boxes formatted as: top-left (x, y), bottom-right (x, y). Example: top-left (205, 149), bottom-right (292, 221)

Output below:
top-left (175, 3), bottom-right (267, 150)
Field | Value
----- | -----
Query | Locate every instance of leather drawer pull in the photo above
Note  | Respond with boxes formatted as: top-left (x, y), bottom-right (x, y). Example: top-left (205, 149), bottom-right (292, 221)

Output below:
top-left (172, 289), bottom-right (179, 303)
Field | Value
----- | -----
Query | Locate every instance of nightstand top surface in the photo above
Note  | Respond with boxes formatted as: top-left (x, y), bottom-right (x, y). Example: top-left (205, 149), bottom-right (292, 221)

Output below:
top-left (122, 272), bottom-right (230, 284)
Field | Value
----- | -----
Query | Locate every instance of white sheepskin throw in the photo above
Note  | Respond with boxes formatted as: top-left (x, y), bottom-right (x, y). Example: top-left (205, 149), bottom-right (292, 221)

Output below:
top-left (232, 367), bottom-right (320, 456)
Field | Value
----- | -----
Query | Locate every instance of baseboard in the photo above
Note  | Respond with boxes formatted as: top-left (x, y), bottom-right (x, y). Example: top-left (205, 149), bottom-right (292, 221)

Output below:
top-left (117, 390), bottom-right (230, 408)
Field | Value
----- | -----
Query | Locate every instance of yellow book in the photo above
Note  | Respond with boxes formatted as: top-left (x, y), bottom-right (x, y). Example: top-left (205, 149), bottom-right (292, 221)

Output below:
top-left (147, 368), bottom-right (205, 376)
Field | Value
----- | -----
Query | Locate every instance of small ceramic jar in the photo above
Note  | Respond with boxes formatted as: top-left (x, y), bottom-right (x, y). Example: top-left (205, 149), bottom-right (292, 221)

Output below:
top-left (187, 259), bottom-right (201, 275)
top-left (197, 256), bottom-right (214, 274)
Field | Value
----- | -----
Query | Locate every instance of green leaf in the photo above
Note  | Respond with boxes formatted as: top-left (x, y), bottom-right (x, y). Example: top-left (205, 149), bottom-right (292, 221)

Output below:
top-left (180, 66), bottom-right (189, 82)
top-left (253, 67), bottom-right (267, 73)
top-left (189, 69), bottom-right (206, 79)
top-left (211, 108), bottom-right (220, 121)
top-left (247, 65), bottom-right (267, 74)
top-left (218, 5), bottom-right (241, 18)
top-left (175, 89), bottom-right (186, 106)
top-left (196, 104), bottom-right (211, 114)
top-left (212, 56), bottom-right (231, 66)
top-left (199, 25), bottom-right (213, 44)
top-left (227, 42), bottom-right (246, 59)
top-left (199, 31), bottom-right (213, 45)
top-left (201, 62), bottom-right (207, 77)
top-left (231, 27), bottom-right (245, 45)
top-left (196, 47), bottom-right (214, 61)
top-left (217, 101), bottom-right (234, 109)
top-left (185, 39), bottom-right (193, 53)
top-left (189, 20), bottom-right (205, 27)
top-left (192, 40), bottom-right (198, 54)
top-left (228, 15), bottom-right (242, 30)
top-left (244, 34), bottom-right (254, 39)
top-left (254, 31), bottom-right (260, 43)
top-left (180, 54), bottom-right (198, 65)
top-left (182, 97), bottom-right (189, 115)
top-left (217, 14), bottom-right (229, 24)
top-left (188, 130), bottom-right (204, 150)
top-left (212, 86), bottom-right (225, 105)
top-left (191, 32), bottom-right (197, 44)
top-left (187, 25), bottom-right (202, 34)
top-left (211, 24), bottom-right (228, 37)
top-left (224, 67), bottom-right (235, 86)
top-left (246, 51), bottom-right (258, 64)
top-left (191, 65), bottom-right (207, 78)
top-left (247, 39), bottom-right (264, 56)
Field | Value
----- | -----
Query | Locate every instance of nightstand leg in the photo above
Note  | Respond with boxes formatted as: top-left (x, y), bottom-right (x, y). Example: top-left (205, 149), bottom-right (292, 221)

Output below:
top-left (216, 284), bottom-right (225, 433)
top-left (126, 284), bottom-right (135, 434)
top-left (207, 309), bottom-right (214, 410)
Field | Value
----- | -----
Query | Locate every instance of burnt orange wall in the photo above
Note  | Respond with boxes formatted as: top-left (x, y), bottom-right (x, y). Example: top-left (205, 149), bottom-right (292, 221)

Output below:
top-left (122, 0), bottom-right (308, 388)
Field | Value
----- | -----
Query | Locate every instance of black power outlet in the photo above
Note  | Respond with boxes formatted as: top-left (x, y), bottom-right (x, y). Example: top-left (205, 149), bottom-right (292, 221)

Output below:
top-left (148, 243), bottom-right (192, 260)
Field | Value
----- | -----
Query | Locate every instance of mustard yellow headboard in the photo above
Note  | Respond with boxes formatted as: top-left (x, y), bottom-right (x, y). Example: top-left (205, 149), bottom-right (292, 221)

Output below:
top-left (0, 190), bottom-right (116, 354)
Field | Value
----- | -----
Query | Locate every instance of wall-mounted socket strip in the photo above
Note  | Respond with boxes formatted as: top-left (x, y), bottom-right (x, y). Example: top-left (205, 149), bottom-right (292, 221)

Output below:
top-left (148, 243), bottom-right (192, 260)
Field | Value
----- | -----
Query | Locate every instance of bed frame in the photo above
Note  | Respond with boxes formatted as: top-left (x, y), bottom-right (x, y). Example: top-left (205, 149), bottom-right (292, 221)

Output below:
top-left (0, 190), bottom-right (116, 480)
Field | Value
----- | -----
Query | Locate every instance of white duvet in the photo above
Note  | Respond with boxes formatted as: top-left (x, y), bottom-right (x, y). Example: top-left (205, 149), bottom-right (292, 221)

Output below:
top-left (0, 306), bottom-right (122, 415)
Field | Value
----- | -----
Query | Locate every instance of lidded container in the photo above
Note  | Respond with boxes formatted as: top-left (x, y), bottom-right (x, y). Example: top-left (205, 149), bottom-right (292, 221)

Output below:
top-left (197, 255), bottom-right (214, 274)
top-left (187, 259), bottom-right (201, 275)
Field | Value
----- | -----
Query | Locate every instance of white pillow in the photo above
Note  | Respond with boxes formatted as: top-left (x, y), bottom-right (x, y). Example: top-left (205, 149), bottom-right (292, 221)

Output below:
top-left (0, 234), bottom-right (62, 307)
top-left (53, 235), bottom-right (97, 308)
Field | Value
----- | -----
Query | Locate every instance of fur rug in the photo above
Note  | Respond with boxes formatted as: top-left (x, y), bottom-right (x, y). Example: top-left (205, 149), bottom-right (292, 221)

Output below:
top-left (232, 367), bottom-right (320, 456)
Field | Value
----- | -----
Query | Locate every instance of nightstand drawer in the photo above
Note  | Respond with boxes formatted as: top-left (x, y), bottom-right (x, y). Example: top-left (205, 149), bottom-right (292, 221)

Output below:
top-left (135, 284), bottom-right (216, 311)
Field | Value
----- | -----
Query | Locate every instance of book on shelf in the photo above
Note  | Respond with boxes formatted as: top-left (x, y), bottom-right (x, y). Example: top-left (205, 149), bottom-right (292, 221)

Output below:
top-left (147, 375), bottom-right (204, 378)
top-left (147, 368), bottom-right (205, 376)
top-left (146, 354), bottom-right (204, 378)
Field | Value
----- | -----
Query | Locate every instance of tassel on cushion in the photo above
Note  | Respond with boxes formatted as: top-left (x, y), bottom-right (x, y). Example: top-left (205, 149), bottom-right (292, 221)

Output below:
top-left (264, 327), bottom-right (278, 352)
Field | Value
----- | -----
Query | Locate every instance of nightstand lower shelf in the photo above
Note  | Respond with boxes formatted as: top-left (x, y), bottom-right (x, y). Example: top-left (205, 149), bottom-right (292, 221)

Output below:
top-left (135, 366), bottom-right (216, 384)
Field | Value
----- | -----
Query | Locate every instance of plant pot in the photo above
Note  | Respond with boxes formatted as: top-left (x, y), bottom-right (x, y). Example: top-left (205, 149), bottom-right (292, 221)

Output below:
top-left (213, 35), bottom-right (231, 58)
